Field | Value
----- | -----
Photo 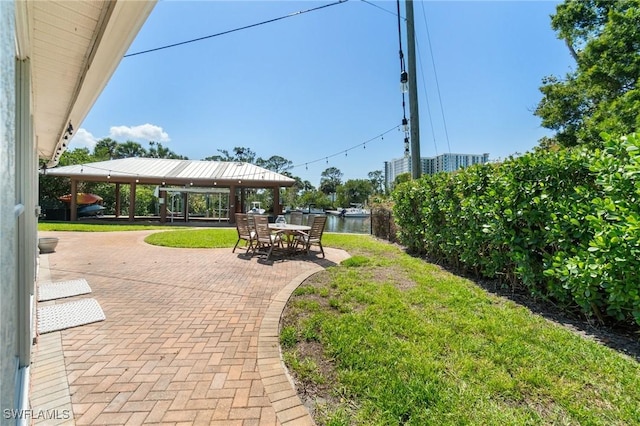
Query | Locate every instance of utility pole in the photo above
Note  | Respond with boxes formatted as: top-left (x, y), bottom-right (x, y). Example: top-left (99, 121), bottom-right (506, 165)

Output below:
top-left (405, 0), bottom-right (421, 179)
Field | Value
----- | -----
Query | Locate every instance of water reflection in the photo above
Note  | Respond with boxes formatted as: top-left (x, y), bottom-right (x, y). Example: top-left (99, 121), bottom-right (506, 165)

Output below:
top-left (285, 213), bottom-right (370, 234)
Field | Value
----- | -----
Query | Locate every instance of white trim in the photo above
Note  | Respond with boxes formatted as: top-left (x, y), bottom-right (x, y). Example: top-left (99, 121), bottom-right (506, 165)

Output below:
top-left (14, 203), bottom-right (24, 217)
top-left (16, 365), bottom-right (30, 426)
top-left (13, 0), bottom-right (30, 59)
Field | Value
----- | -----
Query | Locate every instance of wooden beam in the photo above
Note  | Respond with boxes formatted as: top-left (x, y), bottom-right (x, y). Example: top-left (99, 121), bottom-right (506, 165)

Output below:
top-left (70, 180), bottom-right (78, 221)
top-left (115, 183), bottom-right (121, 218)
top-left (159, 189), bottom-right (167, 223)
top-left (129, 181), bottom-right (136, 221)
top-left (273, 187), bottom-right (281, 215)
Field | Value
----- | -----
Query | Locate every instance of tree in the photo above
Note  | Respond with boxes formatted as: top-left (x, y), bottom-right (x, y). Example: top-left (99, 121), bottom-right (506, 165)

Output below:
top-left (299, 190), bottom-right (331, 210)
top-left (256, 155), bottom-right (292, 173)
top-left (93, 138), bottom-right (118, 161)
top-left (336, 179), bottom-right (373, 207)
top-left (319, 167), bottom-right (343, 195)
top-left (368, 170), bottom-right (385, 194)
top-left (115, 141), bottom-right (147, 158)
top-left (535, 0), bottom-right (640, 148)
top-left (204, 147), bottom-right (257, 163)
top-left (147, 141), bottom-right (187, 159)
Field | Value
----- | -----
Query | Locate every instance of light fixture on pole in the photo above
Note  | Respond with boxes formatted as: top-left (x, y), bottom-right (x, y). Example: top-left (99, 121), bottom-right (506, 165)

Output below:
top-left (400, 71), bottom-right (409, 93)
top-left (402, 117), bottom-right (409, 132)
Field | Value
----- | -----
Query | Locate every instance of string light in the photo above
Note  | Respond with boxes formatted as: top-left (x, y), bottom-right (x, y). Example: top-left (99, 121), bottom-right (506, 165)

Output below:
top-left (290, 124), bottom-right (398, 171)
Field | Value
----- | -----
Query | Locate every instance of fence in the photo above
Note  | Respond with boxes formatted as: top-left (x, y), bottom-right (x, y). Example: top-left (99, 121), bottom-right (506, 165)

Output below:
top-left (370, 206), bottom-right (397, 243)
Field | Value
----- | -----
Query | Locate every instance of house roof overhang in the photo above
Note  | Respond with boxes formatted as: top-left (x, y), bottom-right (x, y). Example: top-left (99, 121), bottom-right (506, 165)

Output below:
top-left (44, 158), bottom-right (297, 188)
top-left (15, 0), bottom-right (156, 168)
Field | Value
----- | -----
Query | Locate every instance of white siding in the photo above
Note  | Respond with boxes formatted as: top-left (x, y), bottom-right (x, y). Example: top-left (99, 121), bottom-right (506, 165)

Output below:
top-left (1, 0), bottom-right (19, 418)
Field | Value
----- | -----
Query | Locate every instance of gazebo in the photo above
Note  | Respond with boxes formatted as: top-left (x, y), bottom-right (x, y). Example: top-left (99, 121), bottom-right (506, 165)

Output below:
top-left (44, 157), bottom-right (296, 223)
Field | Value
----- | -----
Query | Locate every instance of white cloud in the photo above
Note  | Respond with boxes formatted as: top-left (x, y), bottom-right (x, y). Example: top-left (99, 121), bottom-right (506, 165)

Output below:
top-left (109, 123), bottom-right (170, 142)
top-left (69, 128), bottom-right (98, 150)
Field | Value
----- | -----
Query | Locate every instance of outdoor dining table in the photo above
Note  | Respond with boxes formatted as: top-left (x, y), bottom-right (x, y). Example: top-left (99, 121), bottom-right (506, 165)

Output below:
top-left (268, 223), bottom-right (311, 255)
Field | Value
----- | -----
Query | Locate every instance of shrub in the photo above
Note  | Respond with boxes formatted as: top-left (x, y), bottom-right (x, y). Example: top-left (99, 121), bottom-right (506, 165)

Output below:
top-left (393, 133), bottom-right (640, 326)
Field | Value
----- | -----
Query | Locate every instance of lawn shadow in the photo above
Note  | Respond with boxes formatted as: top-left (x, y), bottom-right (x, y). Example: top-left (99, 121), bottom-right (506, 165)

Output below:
top-left (406, 249), bottom-right (640, 363)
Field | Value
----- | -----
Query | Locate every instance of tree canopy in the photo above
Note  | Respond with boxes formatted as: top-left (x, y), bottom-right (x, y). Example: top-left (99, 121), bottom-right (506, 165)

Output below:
top-left (535, 0), bottom-right (640, 148)
top-left (319, 167), bottom-right (343, 195)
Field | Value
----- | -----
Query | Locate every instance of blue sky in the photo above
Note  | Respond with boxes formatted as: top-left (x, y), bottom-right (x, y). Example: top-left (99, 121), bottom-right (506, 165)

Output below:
top-left (71, 0), bottom-right (574, 186)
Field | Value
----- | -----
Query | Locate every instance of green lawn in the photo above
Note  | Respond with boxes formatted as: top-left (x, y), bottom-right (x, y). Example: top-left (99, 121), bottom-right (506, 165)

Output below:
top-left (144, 228), bottom-right (238, 248)
top-left (36, 224), bottom-right (640, 424)
top-left (38, 221), bottom-right (167, 232)
top-left (280, 237), bottom-right (640, 425)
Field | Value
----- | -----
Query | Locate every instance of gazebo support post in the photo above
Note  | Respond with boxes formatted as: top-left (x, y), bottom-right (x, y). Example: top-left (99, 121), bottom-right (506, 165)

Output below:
top-left (115, 183), bottom-right (121, 218)
top-left (182, 191), bottom-right (188, 222)
top-left (159, 189), bottom-right (167, 223)
top-left (229, 185), bottom-right (237, 223)
top-left (70, 179), bottom-right (78, 221)
top-left (129, 181), bottom-right (136, 222)
top-left (273, 186), bottom-right (281, 215)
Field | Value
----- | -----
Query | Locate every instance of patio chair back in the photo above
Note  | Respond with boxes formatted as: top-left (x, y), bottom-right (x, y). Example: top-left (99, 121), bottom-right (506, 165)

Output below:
top-left (233, 213), bottom-right (254, 253)
top-left (289, 211), bottom-right (303, 225)
top-left (253, 215), bottom-right (281, 259)
top-left (252, 215), bottom-right (271, 244)
top-left (309, 215), bottom-right (327, 240)
top-left (299, 215), bottom-right (327, 258)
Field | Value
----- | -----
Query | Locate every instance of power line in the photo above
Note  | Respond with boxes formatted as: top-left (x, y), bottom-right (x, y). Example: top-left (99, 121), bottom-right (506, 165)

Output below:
top-left (359, 0), bottom-right (397, 18)
top-left (124, 0), bottom-right (349, 58)
top-left (415, 38), bottom-right (438, 156)
top-left (420, 1), bottom-right (452, 155)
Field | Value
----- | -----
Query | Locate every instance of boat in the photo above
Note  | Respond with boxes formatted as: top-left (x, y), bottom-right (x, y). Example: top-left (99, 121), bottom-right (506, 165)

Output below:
top-left (77, 204), bottom-right (105, 217)
top-left (293, 204), bottom-right (325, 215)
top-left (58, 192), bottom-right (105, 217)
top-left (58, 193), bottom-right (103, 205)
top-left (247, 201), bottom-right (266, 214)
top-left (338, 204), bottom-right (370, 218)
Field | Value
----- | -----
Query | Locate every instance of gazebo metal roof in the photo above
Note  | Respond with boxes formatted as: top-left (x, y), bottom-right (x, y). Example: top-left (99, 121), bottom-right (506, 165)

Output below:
top-left (45, 157), bottom-right (296, 187)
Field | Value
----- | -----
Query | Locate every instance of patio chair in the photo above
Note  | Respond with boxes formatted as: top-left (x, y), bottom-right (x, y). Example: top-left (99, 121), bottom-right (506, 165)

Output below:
top-left (252, 215), bottom-right (282, 259)
top-left (233, 213), bottom-right (255, 253)
top-left (297, 215), bottom-right (327, 258)
top-left (289, 211), bottom-right (303, 225)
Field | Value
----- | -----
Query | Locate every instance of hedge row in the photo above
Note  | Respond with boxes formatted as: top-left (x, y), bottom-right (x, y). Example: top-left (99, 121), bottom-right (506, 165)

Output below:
top-left (393, 133), bottom-right (640, 326)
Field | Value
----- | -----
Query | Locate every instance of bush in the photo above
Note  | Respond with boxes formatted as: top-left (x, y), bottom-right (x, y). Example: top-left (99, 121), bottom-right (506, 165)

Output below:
top-left (393, 133), bottom-right (640, 326)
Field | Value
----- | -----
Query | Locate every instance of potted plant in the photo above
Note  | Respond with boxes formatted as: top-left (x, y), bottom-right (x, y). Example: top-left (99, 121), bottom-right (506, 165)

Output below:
top-left (38, 237), bottom-right (59, 254)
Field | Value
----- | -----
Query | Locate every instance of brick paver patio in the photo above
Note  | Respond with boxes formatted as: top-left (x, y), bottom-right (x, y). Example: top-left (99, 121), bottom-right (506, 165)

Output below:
top-left (32, 230), bottom-right (350, 425)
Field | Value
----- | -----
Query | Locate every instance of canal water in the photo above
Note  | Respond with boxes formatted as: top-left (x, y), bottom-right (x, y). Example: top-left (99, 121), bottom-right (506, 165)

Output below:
top-left (284, 213), bottom-right (371, 234)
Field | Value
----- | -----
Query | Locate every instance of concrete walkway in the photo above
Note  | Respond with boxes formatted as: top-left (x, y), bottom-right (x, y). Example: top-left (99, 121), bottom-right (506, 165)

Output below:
top-left (31, 230), bottom-right (350, 425)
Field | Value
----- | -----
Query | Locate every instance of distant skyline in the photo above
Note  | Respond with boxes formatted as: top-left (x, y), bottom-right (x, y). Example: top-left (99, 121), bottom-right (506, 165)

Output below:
top-left (70, 0), bottom-right (574, 186)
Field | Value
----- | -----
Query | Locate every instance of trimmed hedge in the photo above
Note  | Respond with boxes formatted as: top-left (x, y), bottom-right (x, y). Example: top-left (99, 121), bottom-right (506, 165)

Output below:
top-left (393, 133), bottom-right (640, 326)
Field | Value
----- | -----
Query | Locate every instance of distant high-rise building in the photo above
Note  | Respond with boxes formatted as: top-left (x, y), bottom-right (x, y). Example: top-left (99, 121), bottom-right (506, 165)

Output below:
top-left (385, 153), bottom-right (490, 190)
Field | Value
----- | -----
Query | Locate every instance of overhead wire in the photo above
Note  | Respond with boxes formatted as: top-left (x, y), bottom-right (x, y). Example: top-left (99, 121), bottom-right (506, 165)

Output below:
top-left (419, 0), bottom-right (452, 155)
top-left (360, 0), bottom-right (453, 157)
top-left (121, 0), bottom-right (402, 176)
top-left (124, 0), bottom-right (349, 58)
top-left (414, 39), bottom-right (438, 155)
